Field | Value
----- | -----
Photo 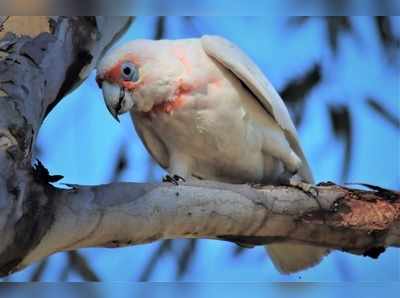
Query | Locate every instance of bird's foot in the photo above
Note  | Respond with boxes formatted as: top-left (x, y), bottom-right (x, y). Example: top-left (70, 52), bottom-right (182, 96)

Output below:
top-left (163, 174), bottom-right (186, 185)
top-left (289, 176), bottom-right (318, 199)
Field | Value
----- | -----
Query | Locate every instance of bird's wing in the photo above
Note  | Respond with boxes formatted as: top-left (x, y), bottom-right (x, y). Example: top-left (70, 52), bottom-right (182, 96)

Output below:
top-left (201, 35), bottom-right (313, 183)
top-left (131, 112), bottom-right (169, 170)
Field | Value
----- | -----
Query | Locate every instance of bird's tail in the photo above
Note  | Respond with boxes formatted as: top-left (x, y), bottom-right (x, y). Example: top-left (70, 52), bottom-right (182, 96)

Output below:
top-left (266, 243), bottom-right (329, 274)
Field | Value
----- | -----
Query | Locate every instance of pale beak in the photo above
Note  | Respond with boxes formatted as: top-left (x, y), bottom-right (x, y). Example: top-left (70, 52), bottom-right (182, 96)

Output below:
top-left (101, 81), bottom-right (125, 123)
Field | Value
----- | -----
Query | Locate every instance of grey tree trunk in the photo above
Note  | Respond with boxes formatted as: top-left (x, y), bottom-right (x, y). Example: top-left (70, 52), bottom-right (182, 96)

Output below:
top-left (0, 16), bottom-right (133, 276)
top-left (0, 16), bottom-right (398, 277)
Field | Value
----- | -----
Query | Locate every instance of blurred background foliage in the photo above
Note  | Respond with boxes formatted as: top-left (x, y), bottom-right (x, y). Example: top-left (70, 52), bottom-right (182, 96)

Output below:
top-left (1, 16), bottom-right (399, 282)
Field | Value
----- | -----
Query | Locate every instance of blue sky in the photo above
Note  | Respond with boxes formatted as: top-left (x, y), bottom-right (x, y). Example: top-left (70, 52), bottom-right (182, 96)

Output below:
top-left (6, 16), bottom-right (399, 282)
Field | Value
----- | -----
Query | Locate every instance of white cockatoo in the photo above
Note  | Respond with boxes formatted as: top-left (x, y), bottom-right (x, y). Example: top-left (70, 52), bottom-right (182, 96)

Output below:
top-left (96, 35), bottom-right (329, 274)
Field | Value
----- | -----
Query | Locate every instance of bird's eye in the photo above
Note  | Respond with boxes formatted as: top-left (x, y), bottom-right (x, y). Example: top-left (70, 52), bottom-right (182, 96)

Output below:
top-left (121, 62), bottom-right (139, 82)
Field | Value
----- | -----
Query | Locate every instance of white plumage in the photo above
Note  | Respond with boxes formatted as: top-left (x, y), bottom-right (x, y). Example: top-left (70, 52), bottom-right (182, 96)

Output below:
top-left (97, 35), bottom-right (329, 273)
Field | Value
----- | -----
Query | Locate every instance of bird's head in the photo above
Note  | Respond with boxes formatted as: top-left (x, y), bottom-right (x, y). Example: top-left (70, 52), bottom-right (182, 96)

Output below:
top-left (96, 40), bottom-right (181, 121)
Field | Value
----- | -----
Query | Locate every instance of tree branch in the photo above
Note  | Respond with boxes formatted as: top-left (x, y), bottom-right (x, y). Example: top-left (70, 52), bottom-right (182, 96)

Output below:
top-left (0, 16), bottom-right (133, 277)
top-left (2, 180), bottom-right (399, 276)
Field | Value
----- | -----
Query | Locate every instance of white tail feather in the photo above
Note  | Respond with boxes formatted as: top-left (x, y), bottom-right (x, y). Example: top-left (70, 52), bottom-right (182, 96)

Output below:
top-left (266, 243), bottom-right (329, 274)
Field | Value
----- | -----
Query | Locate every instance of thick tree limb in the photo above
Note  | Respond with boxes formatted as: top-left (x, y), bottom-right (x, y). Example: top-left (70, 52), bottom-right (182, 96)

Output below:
top-left (1, 180), bottom-right (399, 276)
top-left (0, 16), bottom-right (398, 278)
top-left (0, 16), bottom-right (133, 277)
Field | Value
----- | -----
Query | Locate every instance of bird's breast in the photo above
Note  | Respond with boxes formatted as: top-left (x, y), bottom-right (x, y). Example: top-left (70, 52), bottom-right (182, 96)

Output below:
top-left (135, 84), bottom-right (272, 182)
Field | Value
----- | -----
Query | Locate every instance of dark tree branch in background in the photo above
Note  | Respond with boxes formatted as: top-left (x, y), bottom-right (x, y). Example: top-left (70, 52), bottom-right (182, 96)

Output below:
top-left (154, 17), bottom-right (166, 40)
top-left (367, 98), bottom-right (400, 129)
top-left (30, 257), bottom-right (48, 281)
top-left (280, 64), bottom-right (321, 127)
top-left (328, 105), bottom-right (352, 183)
top-left (65, 251), bottom-right (100, 281)
top-left (326, 17), bottom-right (353, 55)
top-left (139, 240), bottom-right (172, 281)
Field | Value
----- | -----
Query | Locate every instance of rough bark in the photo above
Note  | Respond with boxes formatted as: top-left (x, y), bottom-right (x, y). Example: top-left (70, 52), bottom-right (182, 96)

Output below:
top-left (0, 16), bottom-right (133, 277)
top-left (0, 16), bottom-right (398, 277)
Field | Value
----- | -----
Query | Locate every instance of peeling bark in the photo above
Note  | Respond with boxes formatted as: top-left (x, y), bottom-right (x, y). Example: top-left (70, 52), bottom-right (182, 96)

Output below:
top-left (0, 16), bottom-right (398, 278)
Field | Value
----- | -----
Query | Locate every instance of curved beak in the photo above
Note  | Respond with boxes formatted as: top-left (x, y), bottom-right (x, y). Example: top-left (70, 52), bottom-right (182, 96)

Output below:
top-left (106, 101), bottom-right (121, 123)
top-left (101, 81), bottom-right (125, 123)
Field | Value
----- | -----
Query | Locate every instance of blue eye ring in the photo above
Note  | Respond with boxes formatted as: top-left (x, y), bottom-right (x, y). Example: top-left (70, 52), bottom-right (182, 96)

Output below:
top-left (121, 61), bottom-right (139, 82)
